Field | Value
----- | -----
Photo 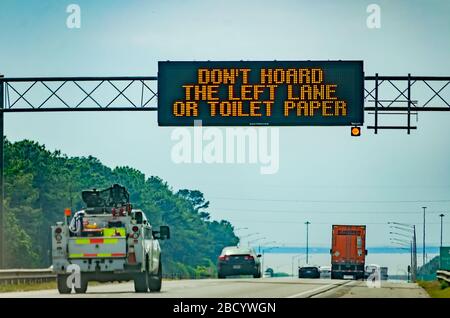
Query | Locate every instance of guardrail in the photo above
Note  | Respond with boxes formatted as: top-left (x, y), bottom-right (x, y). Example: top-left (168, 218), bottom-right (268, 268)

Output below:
top-left (0, 269), bottom-right (56, 285)
top-left (436, 270), bottom-right (450, 283)
top-left (163, 273), bottom-right (215, 280)
top-left (0, 269), bottom-right (209, 285)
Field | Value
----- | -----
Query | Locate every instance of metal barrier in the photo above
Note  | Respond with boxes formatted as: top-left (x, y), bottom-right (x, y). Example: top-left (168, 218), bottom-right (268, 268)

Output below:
top-left (436, 270), bottom-right (450, 283)
top-left (162, 273), bottom-right (213, 280)
top-left (0, 269), bottom-right (56, 285)
top-left (0, 269), bottom-right (209, 285)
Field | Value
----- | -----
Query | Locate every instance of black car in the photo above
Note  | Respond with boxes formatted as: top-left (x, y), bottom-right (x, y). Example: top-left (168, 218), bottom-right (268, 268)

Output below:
top-left (217, 246), bottom-right (262, 279)
top-left (298, 266), bottom-right (320, 279)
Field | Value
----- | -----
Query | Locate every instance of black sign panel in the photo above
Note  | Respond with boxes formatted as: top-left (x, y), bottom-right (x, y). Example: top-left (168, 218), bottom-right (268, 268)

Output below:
top-left (158, 61), bottom-right (364, 126)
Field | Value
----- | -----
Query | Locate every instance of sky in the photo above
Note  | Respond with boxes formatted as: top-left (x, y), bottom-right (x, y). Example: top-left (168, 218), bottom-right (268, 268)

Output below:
top-left (1, 0), bottom-right (449, 263)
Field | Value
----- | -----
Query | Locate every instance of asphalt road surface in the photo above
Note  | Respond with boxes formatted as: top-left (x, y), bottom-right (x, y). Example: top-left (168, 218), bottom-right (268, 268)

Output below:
top-left (0, 278), bottom-right (429, 298)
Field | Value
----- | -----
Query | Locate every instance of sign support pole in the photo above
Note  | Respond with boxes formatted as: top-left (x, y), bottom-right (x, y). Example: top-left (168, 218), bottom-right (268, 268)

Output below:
top-left (0, 75), bottom-right (4, 268)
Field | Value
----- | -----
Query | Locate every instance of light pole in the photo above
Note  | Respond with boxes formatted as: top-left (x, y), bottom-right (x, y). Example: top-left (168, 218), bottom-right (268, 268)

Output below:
top-left (240, 232), bottom-right (259, 239)
top-left (248, 237), bottom-right (266, 247)
top-left (388, 222), bottom-right (417, 282)
top-left (390, 237), bottom-right (411, 245)
top-left (239, 232), bottom-right (260, 246)
top-left (389, 231), bottom-right (412, 239)
top-left (422, 206), bottom-right (426, 265)
top-left (291, 254), bottom-right (304, 278)
top-left (261, 244), bottom-right (280, 275)
top-left (259, 241), bottom-right (276, 255)
top-left (305, 221), bottom-right (310, 264)
top-left (234, 227), bottom-right (248, 246)
top-left (440, 214), bottom-right (445, 248)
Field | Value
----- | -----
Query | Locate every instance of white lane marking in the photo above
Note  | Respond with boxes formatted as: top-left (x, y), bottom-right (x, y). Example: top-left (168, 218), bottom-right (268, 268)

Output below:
top-left (286, 281), bottom-right (351, 298)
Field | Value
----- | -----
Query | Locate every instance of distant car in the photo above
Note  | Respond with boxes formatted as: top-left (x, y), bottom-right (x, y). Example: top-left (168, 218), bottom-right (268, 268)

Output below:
top-left (217, 246), bottom-right (262, 279)
top-left (298, 266), bottom-right (321, 279)
top-left (319, 266), bottom-right (331, 278)
top-left (263, 272), bottom-right (272, 278)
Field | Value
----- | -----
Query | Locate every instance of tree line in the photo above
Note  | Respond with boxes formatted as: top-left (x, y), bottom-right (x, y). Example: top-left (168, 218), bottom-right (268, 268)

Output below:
top-left (4, 139), bottom-right (239, 276)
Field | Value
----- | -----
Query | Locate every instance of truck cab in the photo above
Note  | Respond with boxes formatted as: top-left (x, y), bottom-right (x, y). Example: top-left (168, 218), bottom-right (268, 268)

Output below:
top-left (51, 184), bottom-right (170, 294)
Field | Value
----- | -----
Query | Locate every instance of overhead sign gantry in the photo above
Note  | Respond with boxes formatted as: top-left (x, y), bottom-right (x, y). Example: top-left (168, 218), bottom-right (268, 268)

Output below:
top-left (0, 64), bottom-right (449, 268)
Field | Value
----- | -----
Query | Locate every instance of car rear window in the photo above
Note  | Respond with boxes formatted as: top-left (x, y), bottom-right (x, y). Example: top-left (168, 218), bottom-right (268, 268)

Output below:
top-left (223, 248), bottom-right (253, 256)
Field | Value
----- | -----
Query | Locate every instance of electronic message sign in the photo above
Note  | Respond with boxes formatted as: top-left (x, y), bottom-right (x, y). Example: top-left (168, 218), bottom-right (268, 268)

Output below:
top-left (158, 61), bottom-right (364, 126)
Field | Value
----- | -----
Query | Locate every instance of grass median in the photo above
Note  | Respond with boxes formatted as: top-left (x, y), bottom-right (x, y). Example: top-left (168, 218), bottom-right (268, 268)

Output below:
top-left (418, 280), bottom-right (450, 298)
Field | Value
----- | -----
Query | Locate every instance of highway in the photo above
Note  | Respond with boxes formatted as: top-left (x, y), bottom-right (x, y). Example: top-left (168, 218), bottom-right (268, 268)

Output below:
top-left (0, 278), bottom-right (429, 298)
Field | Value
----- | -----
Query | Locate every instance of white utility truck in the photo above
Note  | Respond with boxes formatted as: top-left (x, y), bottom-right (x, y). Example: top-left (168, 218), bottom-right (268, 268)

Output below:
top-left (51, 184), bottom-right (170, 294)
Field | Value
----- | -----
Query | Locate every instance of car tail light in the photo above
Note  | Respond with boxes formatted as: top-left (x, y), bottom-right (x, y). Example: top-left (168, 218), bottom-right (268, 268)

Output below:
top-left (244, 255), bottom-right (254, 260)
top-left (55, 227), bottom-right (62, 234)
top-left (219, 255), bottom-right (229, 261)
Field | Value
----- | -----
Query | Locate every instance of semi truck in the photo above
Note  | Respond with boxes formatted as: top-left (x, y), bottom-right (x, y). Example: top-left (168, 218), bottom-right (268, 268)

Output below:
top-left (51, 184), bottom-right (170, 294)
top-left (330, 225), bottom-right (367, 280)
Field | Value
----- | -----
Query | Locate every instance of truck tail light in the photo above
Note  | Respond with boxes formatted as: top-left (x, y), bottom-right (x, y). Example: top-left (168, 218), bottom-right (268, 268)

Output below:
top-left (55, 227), bottom-right (62, 234)
top-left (55, 234), bottom-right (62, 241)
top-left (132, 226), bottom-right (139, 232)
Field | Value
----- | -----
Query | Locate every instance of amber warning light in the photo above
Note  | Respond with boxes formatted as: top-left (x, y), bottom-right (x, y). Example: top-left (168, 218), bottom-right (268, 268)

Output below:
top-left (351, 126), bottom-right (361, 136)
top-left (64, 208), bottom-right (71, 217)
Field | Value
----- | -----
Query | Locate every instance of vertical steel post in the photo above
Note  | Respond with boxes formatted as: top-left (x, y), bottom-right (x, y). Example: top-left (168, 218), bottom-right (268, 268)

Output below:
top-left (440, 214), bottom-right (445, 248)
top-left (410, 241), bottom-right (413, 282)
top-left (374, 73), bottom-right (379, 134)
top-left (413, 225), bottom-right (417, 282)
top-left (291, 256), bottom-right (294, 278)
top-left (305, 221), bottom-right (310, 264)
top-left (0, 76), bottom-right (4, 269)
top-left (407, 73), bottom-right (411, 134)
top-left (422, 207), bottom-right (426, 266)
top-left (261, 250), bottom-right (264, 274)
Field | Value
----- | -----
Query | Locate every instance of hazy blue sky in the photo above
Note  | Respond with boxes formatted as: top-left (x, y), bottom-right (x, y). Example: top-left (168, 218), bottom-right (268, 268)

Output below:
top-left (1, 1), bottom-right (449, 258)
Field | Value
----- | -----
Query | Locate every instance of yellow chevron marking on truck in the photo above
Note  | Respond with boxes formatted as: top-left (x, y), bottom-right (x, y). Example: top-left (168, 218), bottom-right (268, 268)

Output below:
top-left (69, 253), bottom-right (126, 258)
top-left (75, 239), bottom-right (90, 245)
top-left (69, 254), bottom-right (83, 258)
top-left (104, 238), bottom-right (119, 244)
top-left (74, 238), bottom-right (119, 244)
